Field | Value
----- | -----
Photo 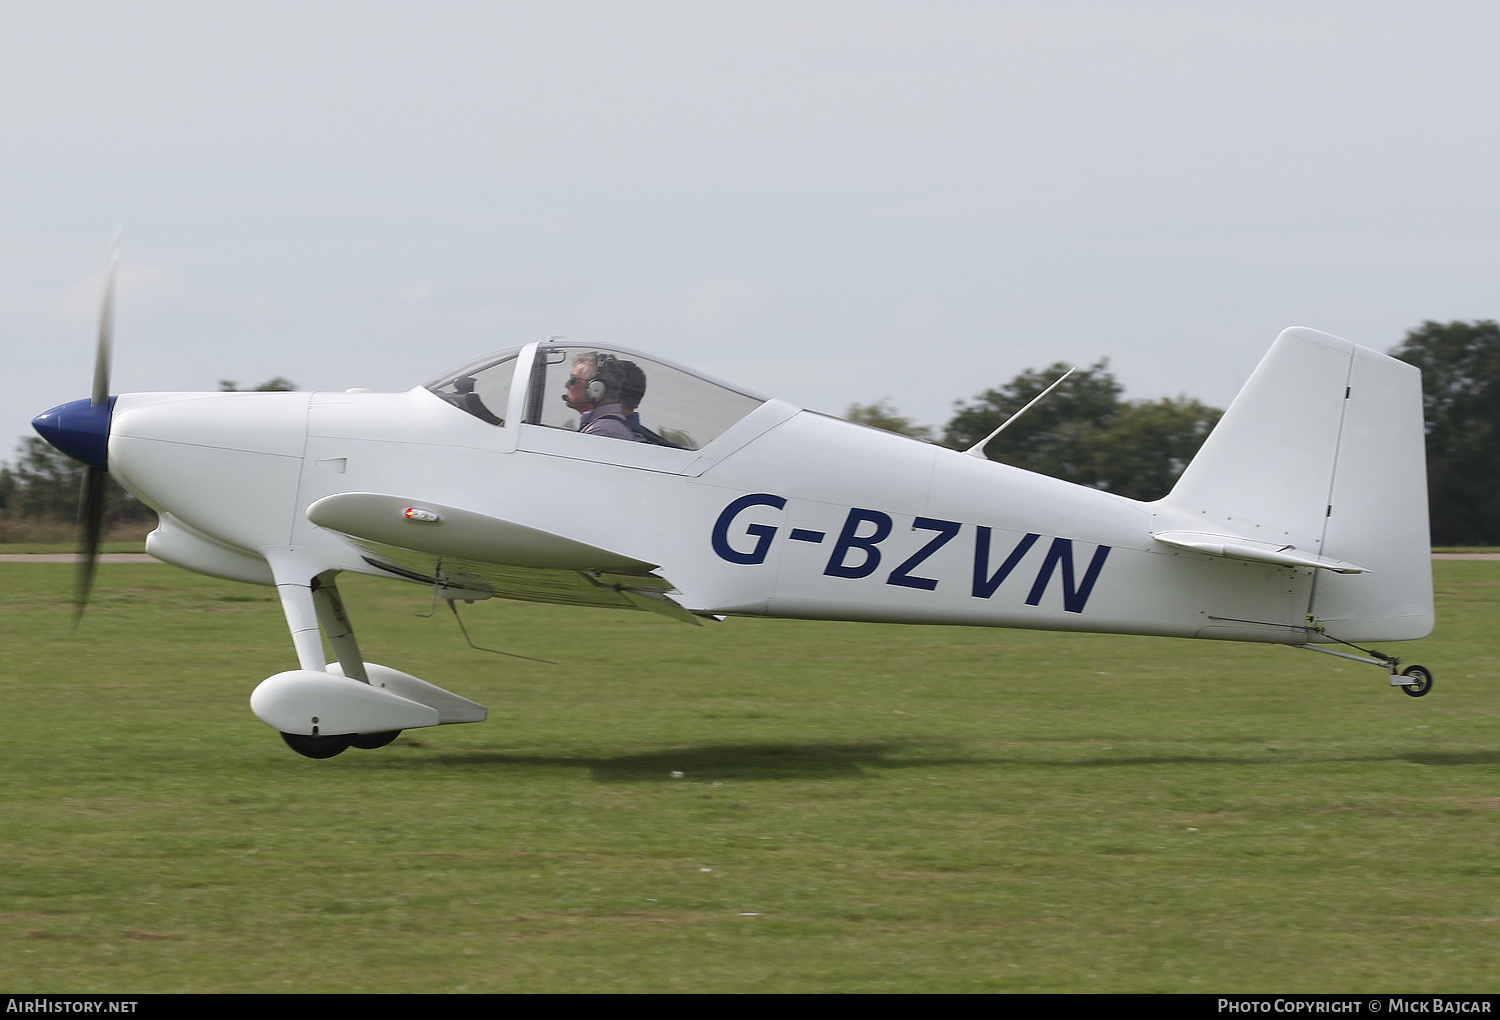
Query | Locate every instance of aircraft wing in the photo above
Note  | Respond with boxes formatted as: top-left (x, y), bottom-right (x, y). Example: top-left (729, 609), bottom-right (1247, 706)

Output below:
top-left (306, 492), bottom-right (704, 625)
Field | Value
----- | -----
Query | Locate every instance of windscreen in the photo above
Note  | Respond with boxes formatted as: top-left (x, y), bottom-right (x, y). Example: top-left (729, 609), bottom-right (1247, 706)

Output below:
top-left (424, 349), bottom-right (521, 426)
top-left (524, 344), bottom-right (765, 450)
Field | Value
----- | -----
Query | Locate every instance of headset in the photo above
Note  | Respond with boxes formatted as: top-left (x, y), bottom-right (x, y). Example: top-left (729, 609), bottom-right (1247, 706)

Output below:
top-left (584, 354), bottom-right (622, 405)
top-left (561, 352), bottom-right (624, 407)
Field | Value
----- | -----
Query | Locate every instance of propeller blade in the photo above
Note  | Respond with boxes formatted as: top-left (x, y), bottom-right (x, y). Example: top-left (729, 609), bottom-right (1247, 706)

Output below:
top-left (75, 465), bottom-right (108, 625)
top-left (92, 240), bottom-right (117, 407)
top-left (76, 236), bottom-right (119, 624)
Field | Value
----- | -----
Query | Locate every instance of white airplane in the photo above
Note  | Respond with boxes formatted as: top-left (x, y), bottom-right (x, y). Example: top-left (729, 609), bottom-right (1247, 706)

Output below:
top-left (32, 267), bottom-right (1436, 758)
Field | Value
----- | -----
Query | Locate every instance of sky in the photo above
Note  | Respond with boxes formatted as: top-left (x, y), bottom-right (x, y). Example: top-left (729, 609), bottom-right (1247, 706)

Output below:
top-left (3, 1), bottom-right (1498, 457)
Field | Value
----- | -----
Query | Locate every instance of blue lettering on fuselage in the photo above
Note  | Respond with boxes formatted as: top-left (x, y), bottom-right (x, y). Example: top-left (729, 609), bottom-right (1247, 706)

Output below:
top-left (711, 493), bottom-right (787, 564)
top-left (709, 495), bottom-right (1112, 613)
top-left (824, 509), bottom-right (893, 579)
top-left (972, 527), bottom-right (1039, 598)
top-left (1025, 537), bottom-right (1111, 613)
top-left (887, 517), bottom-right (962, 590)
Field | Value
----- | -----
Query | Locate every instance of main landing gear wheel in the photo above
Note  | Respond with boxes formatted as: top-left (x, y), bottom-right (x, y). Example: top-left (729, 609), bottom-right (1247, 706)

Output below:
top-left (348, 730), bottom-right (401, 749)
top-left (1400, 665), bottom-right (1433, 699)
top-left (281, 732), bottom-right (354, 759)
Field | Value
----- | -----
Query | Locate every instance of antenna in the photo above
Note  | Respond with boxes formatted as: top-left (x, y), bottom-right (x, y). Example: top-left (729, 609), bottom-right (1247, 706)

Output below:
top-left (962, 365), bottom-right (1076, 459)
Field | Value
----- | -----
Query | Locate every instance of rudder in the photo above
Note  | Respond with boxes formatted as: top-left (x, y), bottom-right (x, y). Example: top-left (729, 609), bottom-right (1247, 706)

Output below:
top-left (1161, 327), bottom-right (1432, 642)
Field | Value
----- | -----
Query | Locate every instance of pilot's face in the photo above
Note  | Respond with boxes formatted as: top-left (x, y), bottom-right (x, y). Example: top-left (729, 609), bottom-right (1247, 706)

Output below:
top-left (562, 367), bottom-right (593, 411)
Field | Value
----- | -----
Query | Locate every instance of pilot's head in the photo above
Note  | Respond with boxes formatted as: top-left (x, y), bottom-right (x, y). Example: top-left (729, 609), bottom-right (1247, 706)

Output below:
top-left (563, 353), bottom-right (623, 412)
top-left (617, 360), bottom-right (646, 414)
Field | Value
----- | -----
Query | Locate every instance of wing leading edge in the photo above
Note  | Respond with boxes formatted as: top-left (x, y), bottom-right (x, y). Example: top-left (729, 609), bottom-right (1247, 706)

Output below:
top-left (306, 492), bottom-right (703, 625)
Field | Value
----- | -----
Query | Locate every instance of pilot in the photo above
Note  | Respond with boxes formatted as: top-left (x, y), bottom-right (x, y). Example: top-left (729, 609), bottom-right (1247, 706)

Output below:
top-left (617, 360), bottom-right (647, 429)
top-left (562, 353), bottom-right (644, 442)
top-left (617, 359), bottom-right (687, 448)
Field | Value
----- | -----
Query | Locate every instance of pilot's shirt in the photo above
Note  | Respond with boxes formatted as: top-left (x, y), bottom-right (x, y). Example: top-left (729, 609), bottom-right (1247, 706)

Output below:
top-left (578, 403), bottom-right (643, 442)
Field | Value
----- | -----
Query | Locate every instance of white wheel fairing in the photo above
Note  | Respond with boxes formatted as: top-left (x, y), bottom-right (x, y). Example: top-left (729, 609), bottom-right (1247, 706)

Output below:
top-left (251, 670), bottom-right (440, 736)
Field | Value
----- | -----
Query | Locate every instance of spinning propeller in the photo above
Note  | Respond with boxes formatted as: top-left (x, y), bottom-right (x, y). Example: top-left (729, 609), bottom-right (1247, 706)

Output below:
top-left (76, 249), bottom-right (117, 620)
top-left (31, 240), bottom-right (119, 624)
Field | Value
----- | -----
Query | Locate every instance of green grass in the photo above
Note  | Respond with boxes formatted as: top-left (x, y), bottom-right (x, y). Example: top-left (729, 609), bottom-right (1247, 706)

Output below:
top-left (0, 519), bottom-right (153, 551)
top-left (0, 540), bottom-right (149, 554)
top-left (1, 561), bottom-right (1496, 992)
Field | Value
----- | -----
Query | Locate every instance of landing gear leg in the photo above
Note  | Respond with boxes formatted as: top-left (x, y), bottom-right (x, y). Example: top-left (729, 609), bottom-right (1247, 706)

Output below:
top-left (262, 554), bottom-right (399, 757)
top-left (255, 552), bottom-right (482, 758)
top-left (1295, 642), bottom-right (1435, 698)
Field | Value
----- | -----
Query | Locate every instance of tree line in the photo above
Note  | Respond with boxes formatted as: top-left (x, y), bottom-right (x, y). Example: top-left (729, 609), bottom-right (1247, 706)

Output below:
top-left (846, 362), bottom-right (1223, 503)
top-left (852, 320), bottom-right (1499, 543)
top-left (4, 325), bottom-right (1498, 543)
top-left (0, 377), bottom-right (295, 538)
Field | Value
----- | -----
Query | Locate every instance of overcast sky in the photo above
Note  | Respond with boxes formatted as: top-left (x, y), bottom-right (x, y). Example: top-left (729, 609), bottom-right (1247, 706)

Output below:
top-left (3, 1), bottom-right (1497, 455)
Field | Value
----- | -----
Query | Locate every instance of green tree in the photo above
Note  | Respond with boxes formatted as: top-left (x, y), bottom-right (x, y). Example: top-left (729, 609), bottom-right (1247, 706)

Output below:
top-left (1, 438), bottom-right (155, 523)
top-left (1089, 397), bottom-right (1222, 501)
top-left (219, 377), bottom-right (297, 392)
top-left (943, 359), bottom-right (1122, 484)
top-left (6, 437), bottom-right (87, 519)
top-left (843, 399), bottom-right (935, 442)
top-left (941, 359), bottom-right (1221, 501)
top-left (1390, 320), bottom-right (1500, 545)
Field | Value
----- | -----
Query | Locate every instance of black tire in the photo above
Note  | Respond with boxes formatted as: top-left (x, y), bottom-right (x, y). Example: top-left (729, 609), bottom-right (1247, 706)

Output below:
top-left (1400, 664), bottom-right (1433, 698)
top-left (281, 732), bottom-right (353, 759)
top-left (349, 730), bottom-right (401, 750)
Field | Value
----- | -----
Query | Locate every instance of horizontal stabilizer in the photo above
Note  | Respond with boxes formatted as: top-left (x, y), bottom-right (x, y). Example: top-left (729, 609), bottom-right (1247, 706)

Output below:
top-left (1152, 531), bottom-right (1369, 574)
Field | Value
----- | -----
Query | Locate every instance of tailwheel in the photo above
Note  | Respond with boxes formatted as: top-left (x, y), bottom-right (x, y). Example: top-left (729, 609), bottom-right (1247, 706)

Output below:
top-left (349, 730), bottom-right (401, 749)
top-left (1400, 664), bottom-right (1433, 699)
top-left (281, 732), bottom-right (354, 759)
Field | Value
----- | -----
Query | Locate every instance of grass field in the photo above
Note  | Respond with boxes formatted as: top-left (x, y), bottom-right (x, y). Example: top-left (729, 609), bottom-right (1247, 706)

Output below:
top-left (0, 519), bottom-right (152, 552)
top-left (1, 559), bottom-right (1496, 993)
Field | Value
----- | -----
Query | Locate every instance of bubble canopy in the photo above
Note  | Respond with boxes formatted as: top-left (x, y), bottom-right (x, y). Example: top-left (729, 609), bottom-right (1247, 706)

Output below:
top-left (425, 343), bottom-right (766, 451)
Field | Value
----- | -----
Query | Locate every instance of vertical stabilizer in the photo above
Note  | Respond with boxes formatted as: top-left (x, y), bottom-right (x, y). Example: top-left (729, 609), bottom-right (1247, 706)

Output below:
top-left (1162, 327), bottom-right (1433, 642)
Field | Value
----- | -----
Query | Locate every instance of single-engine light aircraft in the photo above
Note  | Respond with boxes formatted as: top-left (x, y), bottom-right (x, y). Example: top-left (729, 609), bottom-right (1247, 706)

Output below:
top-left (32, 263), bottom-right (1435, 758)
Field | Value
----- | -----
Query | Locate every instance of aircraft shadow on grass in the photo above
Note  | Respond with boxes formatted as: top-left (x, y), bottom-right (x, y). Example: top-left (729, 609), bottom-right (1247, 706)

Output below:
top-left (1398, 749), bottom-right (1500, 766)
top-left (373, 740), bottom-right (951, 780)
top-left (1007, 749), bottom-right (1500, 769)
top-left (355, 740), bottom-right (1500, 779)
